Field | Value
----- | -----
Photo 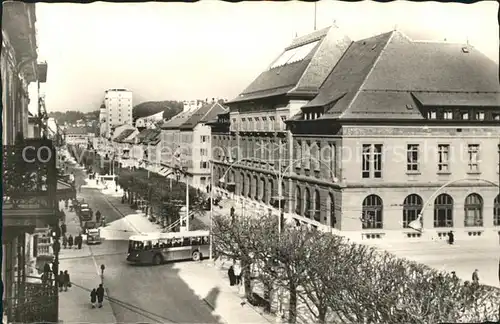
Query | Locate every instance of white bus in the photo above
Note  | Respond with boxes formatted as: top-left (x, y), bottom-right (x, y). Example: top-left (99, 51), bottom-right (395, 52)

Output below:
top-left (126, 230), bottom-right (210, 265)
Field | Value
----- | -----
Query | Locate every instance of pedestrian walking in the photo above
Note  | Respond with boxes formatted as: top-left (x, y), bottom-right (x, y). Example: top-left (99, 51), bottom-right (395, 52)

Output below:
top-left (230, 206), bottom-right (235, 218)
top-left (62, 235), bottom-right (68, 249)
top-left (41, 272), bottom-right (49, 284)
top-left (68, 234), bottom-right (74, 249)
top-left (77, 234), bottom-right (83, 249)
top-left (43, 262), bottom-right (51, 279)
top-left (90, 288), bottom-right (97, 308)
top-left (233, 262), bottom-right (242, 285)
top-left (96, 284), bottom-right (105, 308)
top-left (472, 269), bottom-right (480, 284)
top-left (228, 265), bottom-right (236, 286)
top-left (61, 223), bottom-right (67, 237)
top-left (96, 210), bottom-right (101, 223)
top-left (447, 231), bottom-right (454, 245)
top-left (206, 185), bottom-right (210, 193)
top-left (58, 271), bottom-right (64, 292)
top-left (63, 270), bottom-right (71, 291)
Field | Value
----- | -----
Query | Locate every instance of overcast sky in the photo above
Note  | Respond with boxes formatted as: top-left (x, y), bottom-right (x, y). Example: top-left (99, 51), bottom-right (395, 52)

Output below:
top-left (35, 1), bottom-right (498, 112)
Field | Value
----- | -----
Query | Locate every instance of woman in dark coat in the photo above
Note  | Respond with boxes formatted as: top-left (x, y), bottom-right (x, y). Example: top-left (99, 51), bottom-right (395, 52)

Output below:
top-left (68, 235), bottom-right (74, 249)
top-left (58, 271), bottom-right (65, 292)
top-left (90, 288), bottom-right (97, 308)
top-left (96, 284), bottom-right (105, 308)
top-left (228, 265), bottom-right (236, 286)
top-left (63, 270), bottom-right (71, 291)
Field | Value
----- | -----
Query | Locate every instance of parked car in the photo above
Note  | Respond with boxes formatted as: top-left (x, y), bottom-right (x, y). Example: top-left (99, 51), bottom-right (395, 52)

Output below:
top-left (80, 208), bottom-right (92, 221)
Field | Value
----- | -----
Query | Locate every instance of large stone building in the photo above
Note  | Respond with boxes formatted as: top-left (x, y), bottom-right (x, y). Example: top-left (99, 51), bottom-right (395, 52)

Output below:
top-left (161, 101), bottom-right (227, 189)
top-left (210, 27), bottom-right (500, 241)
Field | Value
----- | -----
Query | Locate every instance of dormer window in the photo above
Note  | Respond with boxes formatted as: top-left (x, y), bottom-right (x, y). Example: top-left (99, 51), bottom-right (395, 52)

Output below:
top-left (461, 111), bottom-right (469, 120)
top-left (475, 112), bottom-right (484, 120)
top-left (444, 111), bottom-right (453, 120)
top-left (427, 110), bottom-right (437, 119)
top-left (493, 113), bottom-right (500, 121)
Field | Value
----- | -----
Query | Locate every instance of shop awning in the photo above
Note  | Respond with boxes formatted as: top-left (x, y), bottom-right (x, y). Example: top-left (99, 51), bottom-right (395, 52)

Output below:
top-left (57, 180), bottom-right (76, 200)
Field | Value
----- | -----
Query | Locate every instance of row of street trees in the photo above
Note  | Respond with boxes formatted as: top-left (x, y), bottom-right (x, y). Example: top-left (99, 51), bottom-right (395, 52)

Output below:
top-left (117, 167), bottom-right (206, 230)
top-left (213, 213), bottom-right (500, 324)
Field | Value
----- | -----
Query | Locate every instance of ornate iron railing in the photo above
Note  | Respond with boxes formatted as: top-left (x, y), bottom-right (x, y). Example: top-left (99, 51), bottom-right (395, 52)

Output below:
top-left (3, 138), bottom-right (57, 210)
top-left (8, 277), bottom-right (58, 323)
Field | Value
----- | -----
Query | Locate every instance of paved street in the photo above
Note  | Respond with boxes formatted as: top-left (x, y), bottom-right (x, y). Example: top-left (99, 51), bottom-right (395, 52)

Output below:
top-left (60, 165), bottom-right (266, 323)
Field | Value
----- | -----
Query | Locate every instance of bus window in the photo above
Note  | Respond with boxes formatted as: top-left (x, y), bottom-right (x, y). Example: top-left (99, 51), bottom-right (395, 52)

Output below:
top-left (130, 241), bottom-right (144, 250)
top-left (203, 236), bottom-right (209, 244)
top-left (161, 238), bottom-right (172, 248)
top-left (182, 238), bottom-right (191, 246)
top-left (173, 238), bottom-right (183, 247)
top-left (153, 240), bottom-right (160, 248)
top-left (191, 237), bottom-right (201, 245)
top-left (144, 240), bottom-right (152, 250)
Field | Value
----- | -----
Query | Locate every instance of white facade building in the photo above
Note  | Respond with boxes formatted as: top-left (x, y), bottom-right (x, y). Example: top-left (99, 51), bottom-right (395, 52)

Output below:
top-left (100, 88), bottom-right (133, 138)
top-left (135, 111), bottom-right (164, 129)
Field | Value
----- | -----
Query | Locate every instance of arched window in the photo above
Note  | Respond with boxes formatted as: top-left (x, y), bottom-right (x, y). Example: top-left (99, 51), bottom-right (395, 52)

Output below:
top-left (253, 176), bottom-right (258, 200)
top-left (260, 178), bottom-right (266, 202)
top-left (464, 193), bottom-right (483, 227)
top-left (313, 190), bottom-right (321, 221)
top-left (268, 179), bottom-right (274, 205)
top-left (247, 174), bottom-right (252, 198)
top-left (434, 194), bottom-right (453, 228)
top-left (494, 195), bottom-right (500, 226)
top-left (329, 193), bottom-right (336, 227)
top-left (362, 195), bottom-right (383, 229)
top-left (304, 188), bottom-right (311, 218)
top-left (295, 186), bottom-right (302, 214)
top-left (402, 194), bottom-right (423, 228)
top-left (241, 173), bottom-right (246, 196)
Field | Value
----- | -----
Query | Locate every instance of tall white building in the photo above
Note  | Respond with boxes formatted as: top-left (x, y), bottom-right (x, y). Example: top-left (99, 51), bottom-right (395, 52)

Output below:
top-left (100, 88), bottom-right (133, 138)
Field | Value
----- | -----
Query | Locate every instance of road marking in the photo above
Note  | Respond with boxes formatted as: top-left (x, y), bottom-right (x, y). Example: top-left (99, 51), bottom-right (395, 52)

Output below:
top-left (100, 193), bottom-right (143, 234)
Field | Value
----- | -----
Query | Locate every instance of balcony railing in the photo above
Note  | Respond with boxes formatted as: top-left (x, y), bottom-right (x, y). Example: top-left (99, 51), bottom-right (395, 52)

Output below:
top-left (3, 138), bottom-right (58, 213)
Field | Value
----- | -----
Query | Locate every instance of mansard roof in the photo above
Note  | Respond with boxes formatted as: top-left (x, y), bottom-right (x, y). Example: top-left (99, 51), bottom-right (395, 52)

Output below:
top-left (301, 30), bottom-right (499, 120)
top-left (228, 26), bottom-right (352, 104)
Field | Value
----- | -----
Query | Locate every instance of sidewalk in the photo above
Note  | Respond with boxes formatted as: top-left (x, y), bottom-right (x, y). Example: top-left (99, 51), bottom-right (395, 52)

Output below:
top-left (207, 258), bottom-right (313, 324)
top-left (175, 260), bottom-right (273, 324)
top-left (57, 201), bottom-right (116, 324)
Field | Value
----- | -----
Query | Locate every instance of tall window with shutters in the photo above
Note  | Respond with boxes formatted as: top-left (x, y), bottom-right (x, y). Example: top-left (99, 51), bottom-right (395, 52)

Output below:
top-left (362, 144), bottom-right (383, 178)
top-left (437, 144), bottom-right (450, 173)
top-left (467, 144), bottom-right (480, 173)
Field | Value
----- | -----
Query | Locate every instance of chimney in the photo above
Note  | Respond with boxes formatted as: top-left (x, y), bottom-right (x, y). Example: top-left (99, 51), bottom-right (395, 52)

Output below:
top-left (212, 98), bottom-right (215, 103)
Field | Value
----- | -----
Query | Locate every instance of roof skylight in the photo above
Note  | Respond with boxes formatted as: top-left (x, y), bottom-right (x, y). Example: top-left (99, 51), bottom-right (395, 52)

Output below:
top-left (270, 40), bottom-right (319, 69)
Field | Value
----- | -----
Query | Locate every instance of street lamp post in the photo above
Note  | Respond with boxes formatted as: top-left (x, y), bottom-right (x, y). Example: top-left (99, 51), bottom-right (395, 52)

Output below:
top-left (209, 161), bottom-right (214, 261)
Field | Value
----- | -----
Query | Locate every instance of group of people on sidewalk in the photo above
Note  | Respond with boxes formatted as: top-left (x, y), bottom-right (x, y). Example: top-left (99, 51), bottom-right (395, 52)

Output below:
top-left (90, 284), bottom-right (105, 308)
top-left (41, 262), bottom-right (71, 292)
top-left (62, 232), bottom-right (84, 249)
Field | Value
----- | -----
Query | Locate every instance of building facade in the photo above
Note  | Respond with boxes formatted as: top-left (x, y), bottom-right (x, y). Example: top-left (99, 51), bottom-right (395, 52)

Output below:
top-left (2, 2), bottom-right (62, 323)
top-left (100, 88), bottom-right (133, 138)
top-left (161, 102), bottom-right (227, 188)
top-left (210, 27), bottom-right (500, 241)
top-left (135, 111), bottom-right (164, 129)
top-left (64, 127), bottom-right (94, 145)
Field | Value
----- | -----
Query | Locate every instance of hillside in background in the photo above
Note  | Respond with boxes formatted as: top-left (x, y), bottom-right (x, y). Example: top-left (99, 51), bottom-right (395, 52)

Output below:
top-left (132, 100), bottom-right (184, 120)
top-left (49, 110), bottom-right (99, 125)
